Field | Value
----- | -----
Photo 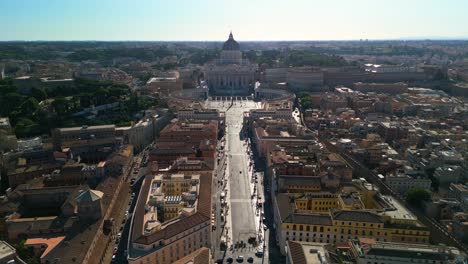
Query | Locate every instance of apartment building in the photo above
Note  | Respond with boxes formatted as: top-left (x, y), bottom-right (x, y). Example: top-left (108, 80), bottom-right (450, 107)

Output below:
top-left (273, 182), bottom-right (430, 254)
top-left (128, 173), bottom-right (212, 264)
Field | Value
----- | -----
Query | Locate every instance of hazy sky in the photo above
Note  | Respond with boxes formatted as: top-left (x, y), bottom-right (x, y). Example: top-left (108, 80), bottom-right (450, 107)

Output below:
top-left (2, 0), bottom-right (468, 41)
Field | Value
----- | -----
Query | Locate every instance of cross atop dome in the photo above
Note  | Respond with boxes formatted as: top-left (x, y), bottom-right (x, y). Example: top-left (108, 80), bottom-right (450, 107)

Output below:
top-left (222, 31), bottom-right (240, 51)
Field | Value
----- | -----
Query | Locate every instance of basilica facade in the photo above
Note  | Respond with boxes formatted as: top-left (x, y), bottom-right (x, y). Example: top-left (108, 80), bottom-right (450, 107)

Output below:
top-left (204, 32), bottom-right (258, 96)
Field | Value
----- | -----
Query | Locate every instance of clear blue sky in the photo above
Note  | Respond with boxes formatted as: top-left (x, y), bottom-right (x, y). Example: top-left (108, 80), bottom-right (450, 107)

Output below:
top-left (2, 0), bottom-right (467, 41)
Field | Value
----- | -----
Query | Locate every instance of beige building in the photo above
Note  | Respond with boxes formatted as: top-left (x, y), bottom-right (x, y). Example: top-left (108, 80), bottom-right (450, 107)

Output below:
top-left (252, 118), bottom-right (313, 158)
top-left (273, 182), bottom-right (431, 255)
top-left (146, 73), bottom-right (183, 97)
top-left (178, 109), bottom-right (225, 122)
top-left (286, 67), bottom-right (325, 91)
top-left (51, 125), bottom-right (116, 159)
top-left (264, 68), bottom-right (288, 83)
top-left (128, 172), bottom-right (212, 264)
top-left (354, 82), bottom-right (408, 94)
top-left (75, 189), bottom-right (103, 221)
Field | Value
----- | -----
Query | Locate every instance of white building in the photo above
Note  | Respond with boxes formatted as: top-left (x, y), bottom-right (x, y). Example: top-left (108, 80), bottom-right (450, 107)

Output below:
top-left (204, 32), bottom-right (257, 96)
top-left (434, 165), bottom-right (463, 184)
top-left (117, 113), bottom-right (169, 153)
top-left (352, 239), bottom-right (463, 264)
top-left (364, 64), bottom-right (421, 73)
top-left (178, 109), bottom-right (224, 121)
top-left (386, 174), bottom-right (432, 194)
top-left (0, 240), bottom-right (26, 263)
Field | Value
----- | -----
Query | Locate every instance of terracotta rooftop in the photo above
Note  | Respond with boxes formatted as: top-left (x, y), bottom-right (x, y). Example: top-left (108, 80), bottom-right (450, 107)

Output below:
top-left (25, 236), bottom-right (65, 259)
top-left (132, 173), bottom-right (212, 245)
top-left (287, 241), bottom-right (307, 264)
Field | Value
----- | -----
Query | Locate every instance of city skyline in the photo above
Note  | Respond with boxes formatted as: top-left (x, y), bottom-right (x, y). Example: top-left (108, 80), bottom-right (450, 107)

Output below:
top-left (1, 1), bottom-right (468, 263)
top-left (2, 0), bottom-right (468, 41)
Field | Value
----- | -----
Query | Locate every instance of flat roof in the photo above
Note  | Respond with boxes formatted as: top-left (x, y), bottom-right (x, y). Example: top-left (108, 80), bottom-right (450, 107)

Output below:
top-left (0, 240), bottom-right (16, 258)
top-left (56, 124), bottom-right (116, 132)
top-left (147, 77), bottom-right (177, 84)
top-left (380, 195), bottom-right (417, 221)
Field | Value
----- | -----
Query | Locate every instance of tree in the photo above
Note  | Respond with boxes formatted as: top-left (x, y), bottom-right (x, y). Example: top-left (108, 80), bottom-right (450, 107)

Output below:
top-left (1, 92), bottom-right (23, 116)
top-left (140, 72), bottom-right (153, 83)
top-left (12, 239), bottom-right (40, 264)
top-left (51, 96), bottom-right (69, 116)
top-left (79, 93), bottom-right (93, 108)
top-left (31, 87), bottom-right (47, 101)
top-left (14, 118), bottom-right (39, 138)
top-left (406, 188), bottom-right (431, 208)
top-left (19, 97), bottom-right (39, 117)
top-left (0, 79), bottom-right (18, 94)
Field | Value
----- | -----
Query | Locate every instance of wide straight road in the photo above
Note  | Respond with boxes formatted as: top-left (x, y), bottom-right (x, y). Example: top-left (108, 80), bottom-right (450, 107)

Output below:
top-left (226, 104), bottom-right (256, 244)
top-left (207, 98), bottom-right (267, 262)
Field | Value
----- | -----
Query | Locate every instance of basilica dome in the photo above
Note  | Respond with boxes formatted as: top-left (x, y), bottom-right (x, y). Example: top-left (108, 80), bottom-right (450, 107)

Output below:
top-left (222, 32), bottom-right (240, 51)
